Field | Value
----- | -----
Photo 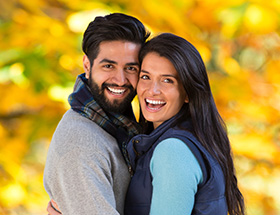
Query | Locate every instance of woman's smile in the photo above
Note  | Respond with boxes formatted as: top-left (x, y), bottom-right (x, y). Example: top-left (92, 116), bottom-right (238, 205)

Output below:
top-left (137, 52), bottom-right (188, 129)
top-left (145, 98), bottom-right (166, 112)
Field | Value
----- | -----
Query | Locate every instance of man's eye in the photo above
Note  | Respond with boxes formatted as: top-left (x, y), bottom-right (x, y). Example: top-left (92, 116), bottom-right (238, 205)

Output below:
top-left (103, 64), bottom-right (113, 69)
top-left (127, 67), bottom-right (136, 71)
top-left (126, 67), bottom-right (138, 73)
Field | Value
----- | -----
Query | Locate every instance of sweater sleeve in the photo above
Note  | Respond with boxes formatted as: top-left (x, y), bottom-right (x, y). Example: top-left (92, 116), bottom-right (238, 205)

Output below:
top-left (149, 138), bottom-right (203, 215)
top-left (43, 111), bottom-right (123, 215)
top-left (44, 141), bottom-right (119, 215)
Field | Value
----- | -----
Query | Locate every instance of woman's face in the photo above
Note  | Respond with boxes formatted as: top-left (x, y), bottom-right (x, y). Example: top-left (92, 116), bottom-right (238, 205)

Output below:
top-left (137, 52), bottom-right (188, 129)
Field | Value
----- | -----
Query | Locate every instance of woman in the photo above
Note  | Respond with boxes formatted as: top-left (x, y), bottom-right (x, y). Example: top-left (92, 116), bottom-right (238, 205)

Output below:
top-left (124, 33), bottom-right (244, 215)
top-left (47, 33), bottom-right (245, 215)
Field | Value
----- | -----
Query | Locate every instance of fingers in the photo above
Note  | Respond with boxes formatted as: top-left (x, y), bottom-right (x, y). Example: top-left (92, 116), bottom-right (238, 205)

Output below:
top-left (47, 201), bottom-right (62, 215)
top-left (47, 201), bottom-right (52, 212)
top-left (51, 199), bottom-right (61, 211)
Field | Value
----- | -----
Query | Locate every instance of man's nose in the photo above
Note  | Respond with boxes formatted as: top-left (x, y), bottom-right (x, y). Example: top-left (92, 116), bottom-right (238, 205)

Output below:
top-left (112, 69), bottom-right (127, 86)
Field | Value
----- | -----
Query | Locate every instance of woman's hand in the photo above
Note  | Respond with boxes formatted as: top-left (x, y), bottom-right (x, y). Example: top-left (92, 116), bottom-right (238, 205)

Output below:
top-left (47, 200), bottom-right (62, 214)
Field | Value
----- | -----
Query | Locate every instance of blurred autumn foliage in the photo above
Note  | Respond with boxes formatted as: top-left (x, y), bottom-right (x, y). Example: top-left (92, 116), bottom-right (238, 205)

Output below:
top-left (0, 0), bottom-right (279, 214)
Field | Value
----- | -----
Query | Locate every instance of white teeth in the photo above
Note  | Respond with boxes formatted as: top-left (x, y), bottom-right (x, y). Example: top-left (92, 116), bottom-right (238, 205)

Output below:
top-left (107, 87), bottom-right (126, 94)
top-left (146, 99), bottom-right (166, 105)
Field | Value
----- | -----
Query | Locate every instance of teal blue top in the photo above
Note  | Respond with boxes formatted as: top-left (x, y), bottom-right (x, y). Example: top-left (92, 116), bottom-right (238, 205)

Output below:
top-left (149, 138), bottom-right (203, 215)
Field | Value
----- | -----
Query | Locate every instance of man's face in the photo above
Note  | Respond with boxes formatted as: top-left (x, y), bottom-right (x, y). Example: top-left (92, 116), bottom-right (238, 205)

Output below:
top-left (83, 41), bottom-right (141, 113)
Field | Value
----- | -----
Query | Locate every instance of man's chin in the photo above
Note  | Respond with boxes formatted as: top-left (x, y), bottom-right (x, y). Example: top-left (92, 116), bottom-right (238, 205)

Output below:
top-left (104, 100), bottom-right (128, 113)
top-left (90, 87), bottom-right (135, 114)
top-left (103, 91), bottom-right (135, 113)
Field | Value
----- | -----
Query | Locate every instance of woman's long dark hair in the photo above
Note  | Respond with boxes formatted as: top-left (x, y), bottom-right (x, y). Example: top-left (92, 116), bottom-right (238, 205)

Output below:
top-left (139, 33), bottom-right (245, 215)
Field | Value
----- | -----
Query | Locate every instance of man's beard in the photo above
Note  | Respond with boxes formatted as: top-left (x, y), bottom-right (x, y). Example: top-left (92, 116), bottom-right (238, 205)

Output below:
top-left (88, 74), bottom-right (136, 114)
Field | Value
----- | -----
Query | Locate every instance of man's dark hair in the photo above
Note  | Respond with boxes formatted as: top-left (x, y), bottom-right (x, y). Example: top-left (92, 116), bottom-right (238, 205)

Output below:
top-left (82, 13), bottom-right (150, 65)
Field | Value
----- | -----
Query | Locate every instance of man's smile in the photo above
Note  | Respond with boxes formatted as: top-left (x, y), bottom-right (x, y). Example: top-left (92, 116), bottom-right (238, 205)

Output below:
top-left (107, 86), bottom-right (127, 95)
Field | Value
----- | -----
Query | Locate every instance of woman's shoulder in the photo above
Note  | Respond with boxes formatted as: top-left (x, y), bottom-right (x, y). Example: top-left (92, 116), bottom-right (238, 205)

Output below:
top-left (153, 138), bottom-right (197, 160)
top-left (152, 138), bottom-right (201, 170)
top-left (150, 137), bottom-right (203, 184)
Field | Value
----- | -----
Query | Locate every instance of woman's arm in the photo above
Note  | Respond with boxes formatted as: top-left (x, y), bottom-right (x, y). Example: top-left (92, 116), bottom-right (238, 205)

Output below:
top-left (149, 138), bottom-right (203, 215)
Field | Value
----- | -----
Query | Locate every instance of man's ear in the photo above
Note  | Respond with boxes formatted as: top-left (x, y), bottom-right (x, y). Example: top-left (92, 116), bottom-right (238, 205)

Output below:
top-left (83, 55), bottom-right (91, 79)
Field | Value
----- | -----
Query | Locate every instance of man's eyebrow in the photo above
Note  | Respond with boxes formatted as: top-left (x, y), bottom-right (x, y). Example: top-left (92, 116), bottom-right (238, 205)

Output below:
top-left (99, 59), bottom-right (117, 64)
top-left (126, 62), bottom-right (140, 67)
top-left (99, 59), bottom-right (139, 67)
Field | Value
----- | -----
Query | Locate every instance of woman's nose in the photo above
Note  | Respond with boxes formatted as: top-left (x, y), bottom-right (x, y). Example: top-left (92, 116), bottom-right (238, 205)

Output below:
top-left (148, 81), bottom-right (161, 95)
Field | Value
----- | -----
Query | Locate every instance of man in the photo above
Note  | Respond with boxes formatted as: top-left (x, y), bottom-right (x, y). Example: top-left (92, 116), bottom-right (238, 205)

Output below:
top-left (44, 13), bottom-right (150, 215)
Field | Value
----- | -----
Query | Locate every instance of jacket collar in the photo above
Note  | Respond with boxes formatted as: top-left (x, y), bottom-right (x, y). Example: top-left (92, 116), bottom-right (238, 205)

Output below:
top-left (127, 104), bottom-right (192, 170)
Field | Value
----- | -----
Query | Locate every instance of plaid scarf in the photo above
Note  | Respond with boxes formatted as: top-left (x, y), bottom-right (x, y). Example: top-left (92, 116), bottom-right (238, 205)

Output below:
top-left (68, 73), bottom-right (142, 170)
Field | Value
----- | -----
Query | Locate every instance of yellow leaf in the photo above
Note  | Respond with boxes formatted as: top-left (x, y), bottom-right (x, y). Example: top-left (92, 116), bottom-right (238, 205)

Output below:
top-left (231, 133), bottom-right (279, 162)
top-left (266, 60), bottom-right (280, 84)
top-left (0, 183), bottom-right (26, 207)
top-left (67, 9), bottom-right (110, 33)
top-left (196, 45), bottom-right (212, 63)
top-left (132, 96), bottom-right (140, 122)
top-left (224, 57), bottom-right (241, 76)
top-left (59, 54), bottom-right (75, 70)
top-left (244, 4), bottom-right (278, 34)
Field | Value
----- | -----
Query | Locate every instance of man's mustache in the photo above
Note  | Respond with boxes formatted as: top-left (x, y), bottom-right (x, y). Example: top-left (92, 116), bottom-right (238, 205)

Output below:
top-left (102, 83), bottom-right (134, 90)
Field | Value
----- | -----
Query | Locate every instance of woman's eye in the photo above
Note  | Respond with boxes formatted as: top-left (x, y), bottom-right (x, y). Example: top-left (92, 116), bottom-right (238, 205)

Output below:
top-left (163, 78), bottom-right (173, 83)
top-left (140, 75), bottom-right (149, 80)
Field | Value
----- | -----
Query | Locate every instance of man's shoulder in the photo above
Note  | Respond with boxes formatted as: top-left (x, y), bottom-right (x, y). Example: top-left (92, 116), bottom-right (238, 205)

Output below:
top-left (61, 109), bottom-right (113, 136)
top-left (60, 109), bottom-right (95, 127)
top-left (51, 109), bottom-right (117, 151)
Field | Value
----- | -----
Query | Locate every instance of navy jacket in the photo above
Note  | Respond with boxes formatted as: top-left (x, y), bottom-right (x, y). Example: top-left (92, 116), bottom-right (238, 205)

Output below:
top-left (124, 111), bottom-right (228, 215)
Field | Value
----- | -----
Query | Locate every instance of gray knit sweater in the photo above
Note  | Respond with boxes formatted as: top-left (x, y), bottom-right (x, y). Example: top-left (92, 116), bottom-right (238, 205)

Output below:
top-left (44, 109), bottom-right (130, 214)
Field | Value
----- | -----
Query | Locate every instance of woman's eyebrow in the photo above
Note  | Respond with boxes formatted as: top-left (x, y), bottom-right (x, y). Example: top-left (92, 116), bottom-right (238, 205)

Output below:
top-left (140, 70), bottom-right (177, 78)
top-left (161, 74), bottom-right (177, 78)
top-left (140, 70), bottom-right (149, 74)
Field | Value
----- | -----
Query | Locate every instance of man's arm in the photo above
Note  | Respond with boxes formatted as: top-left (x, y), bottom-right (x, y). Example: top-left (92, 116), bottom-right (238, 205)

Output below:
top-left (44, 137), bottom-right (120, 214)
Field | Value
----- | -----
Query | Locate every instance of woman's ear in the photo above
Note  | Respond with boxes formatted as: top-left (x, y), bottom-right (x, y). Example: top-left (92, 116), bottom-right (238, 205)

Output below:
top-left (83, 55), bottom-right (91, 79)
top-left (184, 95), bottom-right (189, 103)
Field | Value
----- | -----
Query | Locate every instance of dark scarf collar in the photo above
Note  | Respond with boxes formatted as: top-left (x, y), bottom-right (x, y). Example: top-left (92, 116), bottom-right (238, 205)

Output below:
top-left (68, 73), bottom-right (142, 167)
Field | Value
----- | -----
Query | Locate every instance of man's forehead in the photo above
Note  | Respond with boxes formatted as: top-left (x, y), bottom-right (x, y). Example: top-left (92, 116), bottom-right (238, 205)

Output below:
top-left (98, 40), bottom-right (141, 52)
top-left (96, 41), bottom-right (141, 63)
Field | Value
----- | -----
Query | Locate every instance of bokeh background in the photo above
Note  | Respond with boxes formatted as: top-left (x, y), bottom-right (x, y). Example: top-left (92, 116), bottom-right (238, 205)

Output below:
top-left (0, 0), bottom-right (280, 214)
